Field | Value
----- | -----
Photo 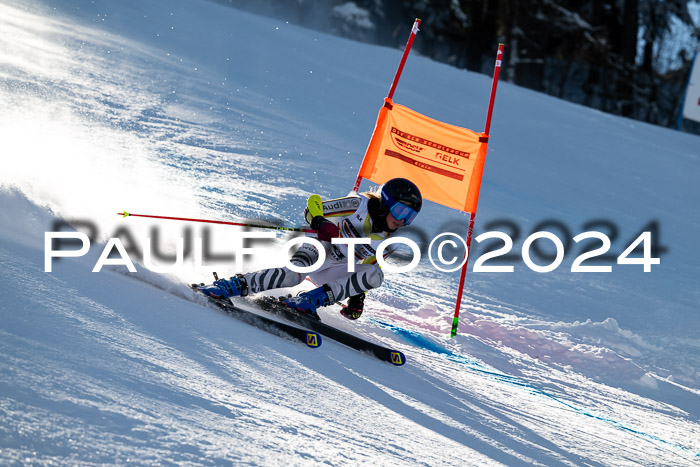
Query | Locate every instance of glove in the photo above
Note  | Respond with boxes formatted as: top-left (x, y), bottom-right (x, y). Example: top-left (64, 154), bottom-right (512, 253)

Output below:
top-left (311, 216), bottom-right (339, 242)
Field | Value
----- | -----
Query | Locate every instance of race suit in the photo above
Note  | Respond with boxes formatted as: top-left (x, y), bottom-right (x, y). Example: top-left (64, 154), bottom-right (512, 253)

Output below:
top-left (243, 193), bottom-right (393, 302)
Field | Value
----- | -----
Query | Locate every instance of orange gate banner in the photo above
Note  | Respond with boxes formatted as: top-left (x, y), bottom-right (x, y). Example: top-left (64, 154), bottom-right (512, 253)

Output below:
top-left (358, 98), bottom-right (488, 213)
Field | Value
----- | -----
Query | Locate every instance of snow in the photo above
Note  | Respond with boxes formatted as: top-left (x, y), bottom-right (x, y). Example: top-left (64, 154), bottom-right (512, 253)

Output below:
top-left (1, 0), bottom-right (699, 464)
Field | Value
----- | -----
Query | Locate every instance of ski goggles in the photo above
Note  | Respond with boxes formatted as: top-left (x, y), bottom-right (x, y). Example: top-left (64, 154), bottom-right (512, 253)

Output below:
top-left (381, 191), bottom-right (419, 225)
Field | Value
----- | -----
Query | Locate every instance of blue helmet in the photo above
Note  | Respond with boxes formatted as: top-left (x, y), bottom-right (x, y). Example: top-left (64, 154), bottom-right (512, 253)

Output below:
top-left (380, 178), bottom-right (422, 225)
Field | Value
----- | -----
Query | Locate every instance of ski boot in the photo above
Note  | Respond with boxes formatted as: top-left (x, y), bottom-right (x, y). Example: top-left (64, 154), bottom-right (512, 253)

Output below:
top-left (284, 285), bottom-right (334, 318)
top-left (340, 293), bottom-right (364, 320)
top-left (198, 274), bottom-right (248, 300)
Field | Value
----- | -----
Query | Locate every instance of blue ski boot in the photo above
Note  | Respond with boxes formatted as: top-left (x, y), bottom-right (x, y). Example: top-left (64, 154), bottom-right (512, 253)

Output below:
top-left (199, 275), bottom-right (248, 300)
top-left (284, 285), bottom-right (334, 317)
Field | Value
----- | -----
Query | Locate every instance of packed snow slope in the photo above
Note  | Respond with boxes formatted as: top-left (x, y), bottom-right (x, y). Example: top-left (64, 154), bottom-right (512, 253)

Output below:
top-left (1, 0), bottom-right (699, 464)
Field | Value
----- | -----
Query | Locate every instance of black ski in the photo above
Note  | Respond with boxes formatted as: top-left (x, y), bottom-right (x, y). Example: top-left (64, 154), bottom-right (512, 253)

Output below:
top-left (253, 296), bottom-right (406, 366)
top-left (191, 286), bottom-right (322, 349)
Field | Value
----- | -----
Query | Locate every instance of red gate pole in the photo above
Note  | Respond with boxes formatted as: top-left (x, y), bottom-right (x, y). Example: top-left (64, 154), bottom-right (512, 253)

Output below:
top-left (352, 18), bottom-right (421, 192)
top-left (387, 18), bottom-right (421, 101)
top-left (451, 212), bottom-right (476, 337)
top-left (451, 43), bottom-right (504, 337)
top-left (484, 44), bottom-right (504, 135)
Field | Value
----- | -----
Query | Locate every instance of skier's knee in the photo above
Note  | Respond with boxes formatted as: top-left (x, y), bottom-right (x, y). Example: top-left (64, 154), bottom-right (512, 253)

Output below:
top-left (365, 264), bottom-right (383, 289)
top-left (289, 242), bottom-right (321, 269)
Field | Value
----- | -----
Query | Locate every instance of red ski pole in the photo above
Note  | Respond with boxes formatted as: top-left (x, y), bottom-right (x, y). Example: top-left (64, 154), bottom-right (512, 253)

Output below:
top-left (117, 211), bottom-right (316, 233)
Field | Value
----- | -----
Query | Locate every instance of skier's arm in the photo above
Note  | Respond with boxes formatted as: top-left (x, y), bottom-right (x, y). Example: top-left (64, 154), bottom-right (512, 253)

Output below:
top-left (304, 194), bottom-right (362, 242)
top-left (360, 241), bottom-right (396, 265)
top-left (310, 215), bottom-right (339, 242)
top-left (303, 194), bottom-right (362, 224)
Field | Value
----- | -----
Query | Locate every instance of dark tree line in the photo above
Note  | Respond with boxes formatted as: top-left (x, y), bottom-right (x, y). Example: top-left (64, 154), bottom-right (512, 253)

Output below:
top-left (216, 0), bottom-right (700, 131)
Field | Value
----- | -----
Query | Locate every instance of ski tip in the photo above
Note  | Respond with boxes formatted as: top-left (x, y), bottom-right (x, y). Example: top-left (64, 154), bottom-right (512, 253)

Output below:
top-left (389, 350), bottom-right (406, 366)
top-left (306, 332), bottom-right (322, 348)
top-left (118, 211), bottom-right (130, 217)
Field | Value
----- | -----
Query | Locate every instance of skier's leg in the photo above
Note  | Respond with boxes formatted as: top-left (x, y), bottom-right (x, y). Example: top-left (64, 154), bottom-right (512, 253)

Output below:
top-left (284, 263), bottom-right (383, 315)
top-left (245, 241), bottom-right (323, 293)
top-left (323, 263), bottom-right (384, 302)
top-left (200, 242), bottom-right (322, 298)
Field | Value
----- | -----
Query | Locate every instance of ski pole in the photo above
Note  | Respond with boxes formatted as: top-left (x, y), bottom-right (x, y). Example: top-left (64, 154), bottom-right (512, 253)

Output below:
top-left (117, 211), bottom-right (316, 233)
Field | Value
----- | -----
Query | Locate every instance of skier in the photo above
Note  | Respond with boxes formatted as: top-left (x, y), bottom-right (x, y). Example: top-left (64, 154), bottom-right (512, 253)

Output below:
top-left (198, 178), bottom-right (422, 320)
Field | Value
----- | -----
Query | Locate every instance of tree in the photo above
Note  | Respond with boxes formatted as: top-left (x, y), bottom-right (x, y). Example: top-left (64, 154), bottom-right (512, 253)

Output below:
top-left (214, 0), bottom-right (700, 130)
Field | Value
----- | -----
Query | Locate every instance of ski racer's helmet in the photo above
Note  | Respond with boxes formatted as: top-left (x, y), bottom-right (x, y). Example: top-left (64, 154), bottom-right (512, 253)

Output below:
top-left (380, 178), bottom-right (422, 225)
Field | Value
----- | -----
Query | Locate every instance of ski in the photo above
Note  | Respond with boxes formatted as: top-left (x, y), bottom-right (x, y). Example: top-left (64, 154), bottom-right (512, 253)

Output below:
top-left (191, 286), bottom-right (322, 349)
top-left (191, 273), bottom-right (404, 365)
top-left (253, 296), bottom-right (406, 366)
